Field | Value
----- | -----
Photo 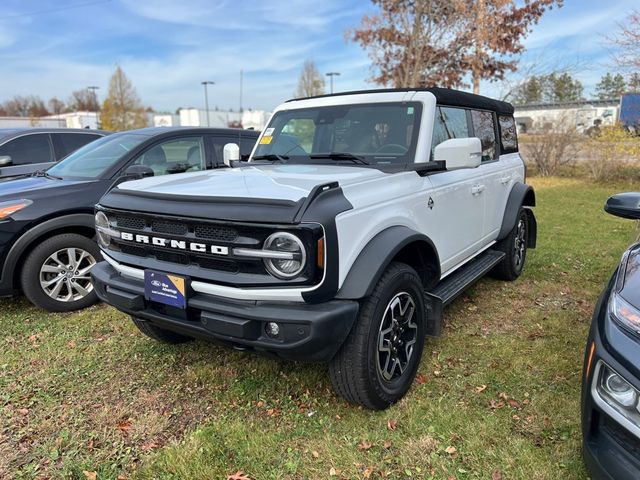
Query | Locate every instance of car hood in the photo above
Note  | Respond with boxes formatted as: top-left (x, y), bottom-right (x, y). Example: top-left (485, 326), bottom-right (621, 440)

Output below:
top-left (0, 175), bottom-right (92, 200)
top-left (116, 164), bottom-right (386, 202)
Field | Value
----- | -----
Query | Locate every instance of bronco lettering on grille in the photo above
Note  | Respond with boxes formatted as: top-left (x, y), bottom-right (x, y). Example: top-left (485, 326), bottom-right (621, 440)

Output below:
top-left (120, 232), bottom-right (229, 255)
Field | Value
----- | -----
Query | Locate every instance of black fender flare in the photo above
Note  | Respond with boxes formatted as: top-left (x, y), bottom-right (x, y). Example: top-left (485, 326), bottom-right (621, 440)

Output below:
top-left (336, 226), bottom-right (440, 300)
top-left (1, 213), bottom-right (95, 291)
top-left (498, 183), bottom-right (537, 247)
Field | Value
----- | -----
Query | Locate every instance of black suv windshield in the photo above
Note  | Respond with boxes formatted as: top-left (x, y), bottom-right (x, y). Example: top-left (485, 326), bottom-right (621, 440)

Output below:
top-left (47, 133), bottom-right (148, 179)
top-left (252, 102), bottom-right (422, 165)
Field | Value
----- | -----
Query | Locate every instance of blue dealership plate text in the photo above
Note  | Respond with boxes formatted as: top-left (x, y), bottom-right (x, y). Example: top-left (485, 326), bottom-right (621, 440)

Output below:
top-left (144, 270), bottom-right (187, 309)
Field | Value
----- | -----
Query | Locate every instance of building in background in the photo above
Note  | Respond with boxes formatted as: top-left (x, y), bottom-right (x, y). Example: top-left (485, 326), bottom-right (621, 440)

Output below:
top-left (514, 99), bottom-right (619, 134)
top-left (0, 111), bottom-right (100, 129)
top-left (153, 108), bottom-right (270, 130)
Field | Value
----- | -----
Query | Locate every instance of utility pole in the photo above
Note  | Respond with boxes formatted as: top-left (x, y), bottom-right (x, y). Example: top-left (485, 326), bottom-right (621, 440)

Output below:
top-left (201, 81), bottom-right (215, 127)
top-left (87, 85), bottom-right (100, 128)
top-left (326, 72), bottom-right (341, 94)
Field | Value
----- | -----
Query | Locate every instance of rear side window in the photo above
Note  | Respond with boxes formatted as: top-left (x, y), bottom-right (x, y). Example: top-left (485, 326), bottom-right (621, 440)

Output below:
top-left (471, 110), bottom-right (497, 162)
top-left (52, 133), bottom-right (102, 160)
top-left (431, 106), bottom-right (469, 156)
top-left (498, 115), bottom-right (518, 153)
top-left (0, 133), bottom-right (53, 165)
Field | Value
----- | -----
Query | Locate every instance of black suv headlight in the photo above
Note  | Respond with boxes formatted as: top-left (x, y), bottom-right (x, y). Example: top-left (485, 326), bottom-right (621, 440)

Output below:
top-left (609, 292), bottom-right (640, 335)
top-left (95, 211), bottom-right (119, 249)
top-left (610, 245), bottom-right (640, 336)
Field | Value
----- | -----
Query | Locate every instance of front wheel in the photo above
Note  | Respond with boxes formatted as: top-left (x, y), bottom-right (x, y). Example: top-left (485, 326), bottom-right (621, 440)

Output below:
top-left (329, 262), bottom-right (427, 410)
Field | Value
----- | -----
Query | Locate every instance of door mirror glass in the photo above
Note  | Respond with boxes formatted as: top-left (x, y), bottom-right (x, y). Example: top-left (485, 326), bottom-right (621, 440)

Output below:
top-left (434, 138), bottom-right (482, 170)
top-left (605, 192), bottom-right (640, 220)
top-left (0, 155), bottom-right (12, 167)
top-left (123, 164), bottom-right (154, 180)
top-left (223, 143), bottom-right (240, 166)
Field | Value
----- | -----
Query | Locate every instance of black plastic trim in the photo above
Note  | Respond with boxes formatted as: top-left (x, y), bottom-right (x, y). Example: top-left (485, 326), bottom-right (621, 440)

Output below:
top-left (497, 182), bottom-right (537, 244)
top-left (336, 226), bottom-right (440, 300)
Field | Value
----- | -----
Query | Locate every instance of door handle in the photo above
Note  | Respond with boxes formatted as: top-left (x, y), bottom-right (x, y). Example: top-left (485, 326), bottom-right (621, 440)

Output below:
top-left (471, 184), bottom-right (485, 195)
top-left (500, 175), bottom-right (511, 185)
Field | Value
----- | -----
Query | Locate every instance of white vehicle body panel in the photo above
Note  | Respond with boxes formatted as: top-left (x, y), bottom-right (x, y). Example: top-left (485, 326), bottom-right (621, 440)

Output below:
top-left (106, 90), bottom-right (526, 302)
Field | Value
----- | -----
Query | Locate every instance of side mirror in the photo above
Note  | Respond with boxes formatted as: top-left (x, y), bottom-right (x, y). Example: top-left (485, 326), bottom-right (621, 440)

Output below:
top-left (223, 143), bottom-right (240, 167)
top-left (123, 164), bottom-right (154, 180)
top-left (0, 155), bottom-right (12, 167)
top-left (434, 138), bottom-right (482, 170)
top-left (605, 192), bottom-right (640, 220)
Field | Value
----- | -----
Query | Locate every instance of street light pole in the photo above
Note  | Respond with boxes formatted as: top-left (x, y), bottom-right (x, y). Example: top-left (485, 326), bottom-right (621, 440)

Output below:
top-left (326, 72), bottom-right (341, 94)
top-left (201, 81), bottom-right (215, 127)
top-left (87, 86), bottom-right (99, 128)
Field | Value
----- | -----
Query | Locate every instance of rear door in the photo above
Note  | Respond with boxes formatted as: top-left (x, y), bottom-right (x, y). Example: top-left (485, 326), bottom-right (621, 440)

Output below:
top-left (0, 133), bottom-right (55, 178)
top-left (424, 106), bottom-right (486, 274)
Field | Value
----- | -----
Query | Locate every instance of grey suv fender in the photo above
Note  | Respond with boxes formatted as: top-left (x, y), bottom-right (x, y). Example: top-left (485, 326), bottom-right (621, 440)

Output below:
top-left (336, 226), bottom-right (440, 300)
top-left (498, 182), bottom-right (537, 248)
top-left (0, 213), bottom-right (95, 292)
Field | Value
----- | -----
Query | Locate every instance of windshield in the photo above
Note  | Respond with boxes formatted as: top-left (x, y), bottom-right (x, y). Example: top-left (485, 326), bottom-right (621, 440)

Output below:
top-left (252, 102), bottom-right (422, 165)
top-left (47, 133), bottom-right (148, 179)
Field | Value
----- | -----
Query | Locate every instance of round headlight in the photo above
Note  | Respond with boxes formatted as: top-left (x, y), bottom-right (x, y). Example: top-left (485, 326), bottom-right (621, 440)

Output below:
top-left (263, 232), bottom-right (306, 279)
top-left (95, 211), bottom-right (111, 248)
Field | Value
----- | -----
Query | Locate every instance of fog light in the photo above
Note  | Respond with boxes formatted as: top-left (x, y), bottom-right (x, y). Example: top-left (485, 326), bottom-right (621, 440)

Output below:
top-left (603, 370), bottom-right (637, 408)
top-left (265, 322), bottom-right (280, 338)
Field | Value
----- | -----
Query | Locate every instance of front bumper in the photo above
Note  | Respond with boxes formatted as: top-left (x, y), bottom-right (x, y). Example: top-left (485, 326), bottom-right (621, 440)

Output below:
top-left (582, 280), bottom-right (640, 480)
top-left (91, 261), bottom-right (359, 362)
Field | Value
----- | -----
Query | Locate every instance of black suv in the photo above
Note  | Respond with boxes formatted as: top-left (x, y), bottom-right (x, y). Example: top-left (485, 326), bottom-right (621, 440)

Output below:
top-left (582, 192), bottom-right (640, 479)
top-left (0, 128), bottom-right (107, 179)
top-left (0, 127), bottom-right (258, 312)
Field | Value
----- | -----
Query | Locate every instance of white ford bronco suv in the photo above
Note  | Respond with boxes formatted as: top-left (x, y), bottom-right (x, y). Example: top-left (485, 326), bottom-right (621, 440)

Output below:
top-left (91, 88), bottom-right (536, 409)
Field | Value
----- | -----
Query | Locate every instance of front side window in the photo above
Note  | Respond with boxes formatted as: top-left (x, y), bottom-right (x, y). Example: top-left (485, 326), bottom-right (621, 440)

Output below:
top-left (253, 102), bottom-right (422, 165)
top-left (471, 110), bottom-right (497, 161)
top-left (48, 133), bottom-right (148, 179)
top-left (431, 106), bottom-right (470, 157)
top-left (0, 134), bottom-right (53, 165)
top-left (132, 137), bottom-right (205, 176)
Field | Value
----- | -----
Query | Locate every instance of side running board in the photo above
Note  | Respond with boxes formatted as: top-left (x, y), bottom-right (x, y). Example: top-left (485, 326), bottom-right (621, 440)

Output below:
top-left (424, 249), bottom-right (505, 337)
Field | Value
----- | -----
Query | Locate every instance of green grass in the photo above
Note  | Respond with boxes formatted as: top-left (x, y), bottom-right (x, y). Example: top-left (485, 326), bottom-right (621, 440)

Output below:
top-left (0, 177), bottom-right (637, 479)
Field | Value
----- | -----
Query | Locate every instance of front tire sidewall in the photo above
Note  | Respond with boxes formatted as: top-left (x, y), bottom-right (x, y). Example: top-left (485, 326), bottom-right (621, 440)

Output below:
top-left (21, 233), bottom-right (101, 312)
top-left (365, 267), bottom-right (426, 406)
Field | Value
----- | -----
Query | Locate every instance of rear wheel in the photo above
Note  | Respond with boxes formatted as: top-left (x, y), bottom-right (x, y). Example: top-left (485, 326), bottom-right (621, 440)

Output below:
top-left (131, 316), bottom-right (193, 344)
top-left (491, 207), bottom-right (528, 281)
top-left (329, 262), bottom-right (426, 410)
top-left (21, 233), bottom-right (100, 312)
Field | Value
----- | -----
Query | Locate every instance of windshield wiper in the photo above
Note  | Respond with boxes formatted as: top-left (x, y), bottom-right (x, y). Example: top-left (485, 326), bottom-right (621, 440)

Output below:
top-left (309, 152), bottom-right (370, 165)
top-left (32, 170), bottom-right (63, 180)
top-left (252, 154), bottom-right (289, 163)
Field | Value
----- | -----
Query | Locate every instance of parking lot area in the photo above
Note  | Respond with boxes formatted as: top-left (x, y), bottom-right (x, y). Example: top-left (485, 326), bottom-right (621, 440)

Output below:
top-left (0, 176), bottom-right (635, 479)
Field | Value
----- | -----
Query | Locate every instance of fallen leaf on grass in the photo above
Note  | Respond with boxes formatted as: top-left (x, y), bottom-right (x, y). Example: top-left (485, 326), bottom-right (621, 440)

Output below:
top-left (227, 472), bottom-right (251, 480)
top-left (329, 467), bottom-right (338, 476)
top-left (358, 440), bottom-right (373, 451)
top-left (415, 373), bottom-right (427, 384)
top-left (492, 470), bottom-right (503, 480)
top-left (445, 446), bottom-right (457, 455)
top-left (311, 450), bottom-right (320, 459)
top-left (475, 385), bottom-right (487, 394)
top-left (83, 471), bottom-right (97, 480)
top-left (17, 408), bottom-right (29, 415)
top-left (67, 340), bottom-right (77, 348)
top-left (387, 419), bottom-right (397, 430)
top-left (363, 466), bottom-right (374, 478)
top-left (116, 419), bottom-right (132, 434)
top-left (489, 400), bottom-right (505, 410)
top-left (383, 440), bottom-right (392, 449)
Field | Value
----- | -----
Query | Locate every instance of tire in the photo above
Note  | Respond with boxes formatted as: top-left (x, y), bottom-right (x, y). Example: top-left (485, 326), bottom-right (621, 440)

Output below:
top-left (131, 316), bottom-right (193, 344)
top-left (329, 262), bottom-right (427, 410)
top-left (21, 233), bottom-right (101, 312)
top-left (491, 207), bottom-right (528, 281)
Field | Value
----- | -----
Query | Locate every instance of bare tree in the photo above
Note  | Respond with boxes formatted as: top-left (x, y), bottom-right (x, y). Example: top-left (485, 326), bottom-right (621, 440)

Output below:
top-left (610, 9), bottom-right (640, 71)
top-left (295, 60), bottom-right (326, 98)
top-left (521, 112), bottom-right (581, 176)
top-left (48, 97), bottom-right (65, 115)
top-left (0, 95), bottom-right (49, 117)
top-left (68, 89), bottom-right (99, 112)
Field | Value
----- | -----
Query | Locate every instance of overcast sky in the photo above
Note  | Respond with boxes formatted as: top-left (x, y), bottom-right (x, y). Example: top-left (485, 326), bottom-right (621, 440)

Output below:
top-left (0, 0), bottom-right (636, 113)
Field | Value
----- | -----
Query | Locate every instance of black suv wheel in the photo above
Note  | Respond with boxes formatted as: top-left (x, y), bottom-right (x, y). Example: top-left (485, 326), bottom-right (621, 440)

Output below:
top-left (329, 262), bottom-right (426, 410)
top-left (21, 233), bottom-right (100, 312)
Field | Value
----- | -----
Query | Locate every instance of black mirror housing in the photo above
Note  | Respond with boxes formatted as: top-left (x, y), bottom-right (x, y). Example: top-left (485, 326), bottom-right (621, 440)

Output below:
top-left (123, 164), bottom-right (154, 180)
top-left (605, 192), bottom-right (640, 220)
